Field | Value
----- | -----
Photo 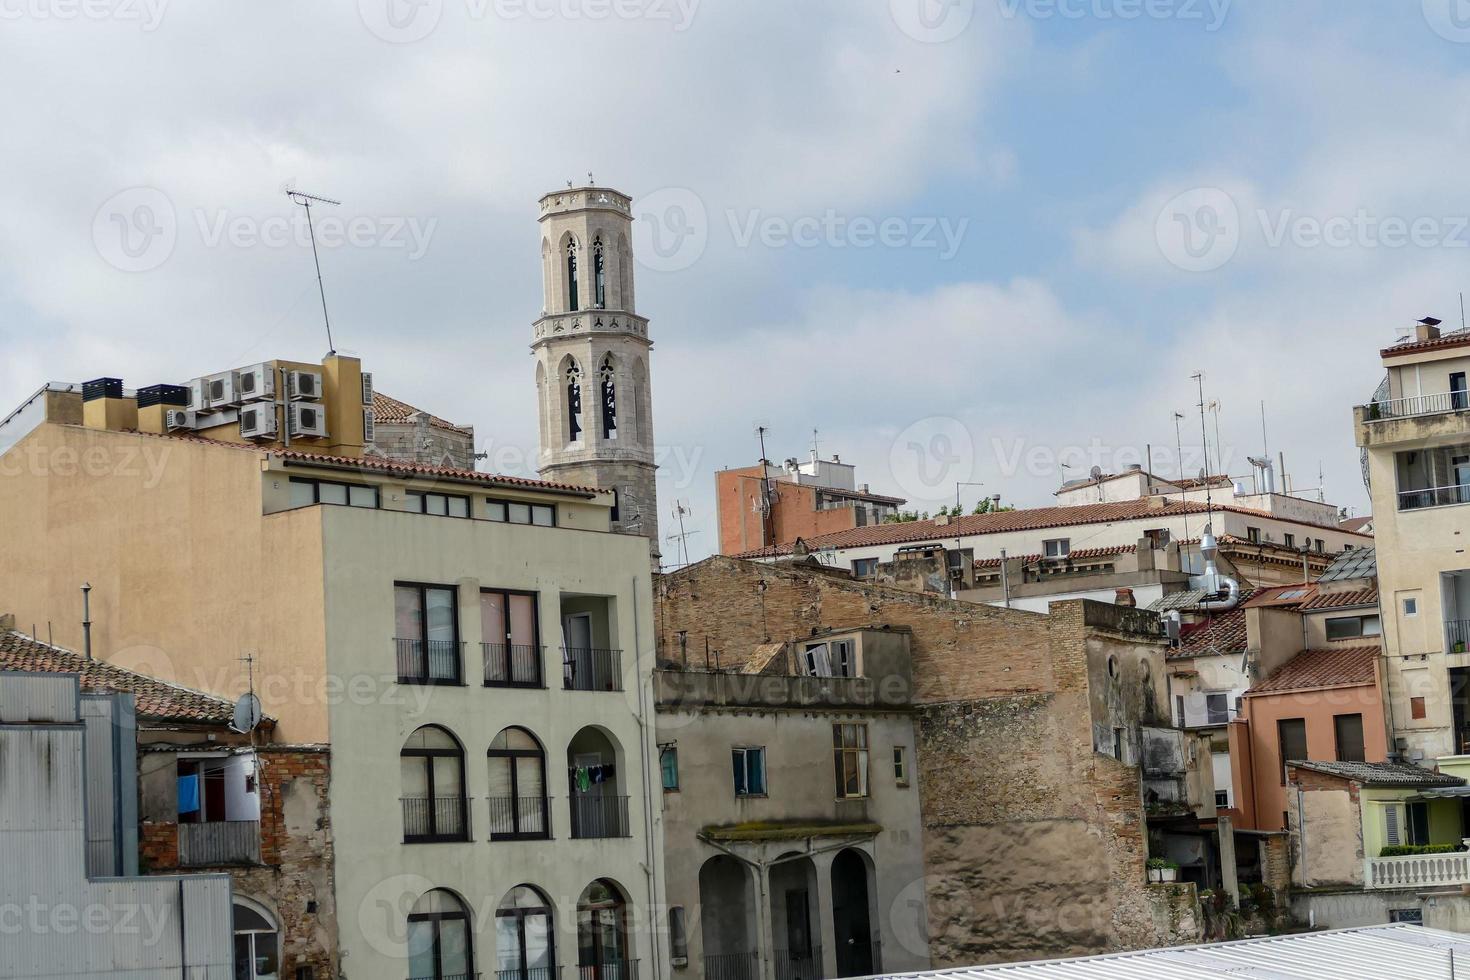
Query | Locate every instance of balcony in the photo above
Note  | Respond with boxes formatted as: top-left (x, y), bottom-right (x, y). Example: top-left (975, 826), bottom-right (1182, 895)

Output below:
top-left (703, 952), bottom-right (759, 980)
top-left (577, 961), bottom-right (638, 980)
top-left (1398, 483), bottom-right (1470, 511)
top-left (496, 971), bottom-right (555, 980)
top-left (1367, 850), bottom-right (1470, 889)
top-left (569, 795), bottom-right (630, 839)
top-left (1363, 391), bottom-right (1469, 422)
top-left (562, 647), bottom-right (623, 691)
top-left (484, 642), bottom-right (545, 688)
top-left (401, 795), bottom-right (470, 843)
top-left (487, 795), bottom-right (552, 841)
top-left (774, 948), bottom-right (823, 980)
top-left (178, 820), bottom-right (260, 866)
top-left (396, 638), bottom-right (465, 685)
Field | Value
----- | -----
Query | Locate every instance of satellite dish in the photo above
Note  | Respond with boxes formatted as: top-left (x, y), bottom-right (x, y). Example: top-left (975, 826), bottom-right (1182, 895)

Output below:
top-left (231, 693), bottom-right (263, 734)
top-left (1089, 465), bottom-right (1104, 481)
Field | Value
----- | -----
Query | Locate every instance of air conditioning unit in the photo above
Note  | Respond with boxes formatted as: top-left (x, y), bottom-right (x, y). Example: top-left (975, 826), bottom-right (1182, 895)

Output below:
top-left (204, 371), bottom-right (240, 408)
top-left (237, 364), bottom-right (275, 401)
top-left (289, 402), bottom-right (328, 439)
top-left (187, 379), bottom-right (207, 412)
top-left (360, 371), bottom-right (374, 406)
top-left (239, 404), bottom-right (278, 440)
top-left (288, 370), bottom-right (323, 401)
top-left (362, 408), bottom-right (376, 444)
top-left (164, 409), bottom-right (197, 432)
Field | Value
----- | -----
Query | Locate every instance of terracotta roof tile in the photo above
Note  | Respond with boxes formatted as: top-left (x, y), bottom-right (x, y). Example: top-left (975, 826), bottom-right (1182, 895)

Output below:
top-left (0, 630), bottom-right (247, 725)
top-left (1302, 588), bottom-right (1379, 610)
top-left (1170, 599), bottom-right (1254, 660)
top-left (1249, 646), bottom-right (1379, 694)
top-left (1242, 583), bottom-right (1318, 608)
top-left (371, 392), bottom-right (473, 436)
top-left (1381, 329), bottom-right (1470, 359)
top-left (972, 544), bottom-right (1135, 570)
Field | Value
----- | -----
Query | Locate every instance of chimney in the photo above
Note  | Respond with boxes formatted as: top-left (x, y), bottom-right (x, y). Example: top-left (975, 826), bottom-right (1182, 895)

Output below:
top-left (136, 384), bottom-right (189, 434)
top-left (1114, 588), bottom-right (1136, 608)
top-left (1416, 317), bottom-right (1443, 342)
top-left (1147, 495), bottom-right (1170, 510)
top-left (81, 378), bottom-right (137, 432)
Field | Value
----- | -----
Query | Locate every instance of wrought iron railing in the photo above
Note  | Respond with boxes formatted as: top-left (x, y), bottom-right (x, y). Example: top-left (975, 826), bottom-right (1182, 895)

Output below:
top-left (569, 794), bottom-right (630, 839)
top-left (1398, 484), bottom-right (1470, 511)
top-left (1363, 390), bottom-right (1469, 420)
top-left (178, 820), bottom-right (261, 866)
top-left (495, 969), bottom-right (556, 980)
top-left (562, 647), bottom-right (623, 691)
top-left (703, 952), bottom-right (759, 980)
top-left (401, 795), bottom-right (470, 842)
top-left (487, 795), bottom-right (552, 840)
top-left (396, 637), bottom-right (464, 684)
top-left (577, 961), bottom-right (637, 980)
top-left (1447, 619), bottom-right (1470, 651)
top-left (484, 643), bottom-right (545, 687)
top-left (775, 947), bottom-right (822, 980)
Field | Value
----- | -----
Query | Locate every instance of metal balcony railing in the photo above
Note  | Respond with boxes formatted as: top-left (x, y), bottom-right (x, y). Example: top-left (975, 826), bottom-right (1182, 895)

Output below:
top-left (704, 952), bottom-right (759, 980)
top-left (410, 974), bottom-right (478, 980)
top-left (487, 795), bottom-right (552, 840)
top-left (775, 948), bottom-right (822, 980)
top-left (569, 795), bottom-right (631, 839)
top-left (1363, 391), bottom-right (1470, 421)
top-left (1398, 484), bottom-right (1470, 511)
top-left (495, 969), bottom-right (556, 980)
top-left (562, 647), bottom-right (623, 691)
top-left (401, 795), bottom-right (470, 843)
top-left (178, 820), bottom-right (261, 866)
top-left (396, 637), bottom-right (464, 684)
top-left (577, 961), bottom-right (637, 980)
top-left (1448, 619), bottom-right (1470, 651)
top-left (484, 643), bottom-right (544, 687)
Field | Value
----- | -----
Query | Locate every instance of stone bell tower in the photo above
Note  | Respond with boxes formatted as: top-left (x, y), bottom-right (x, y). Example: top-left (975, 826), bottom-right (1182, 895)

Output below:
top-left (533, 184), bottom-right (659, 560)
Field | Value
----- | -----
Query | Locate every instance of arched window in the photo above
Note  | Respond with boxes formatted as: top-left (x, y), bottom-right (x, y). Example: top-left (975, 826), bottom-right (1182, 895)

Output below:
top-left (600, 355), bottom-right (617, 441)
top-left (577, 879), bottom-right (630, 980)
top-left (617, 234), bottom-right (633, 311)
top-left (566, 360), bottom-right (583, 443)
top-left (567, 727), bottom-right (625, 839)
top-left (400, 726), bottom-right (468, 843)
top-left (566, 240), bottom-right (580, 311)
top-left (488, 727), bottom-right (549, 840)
top-left (408, 888), bottom-right (474, 980)
top-left (497, 885), bottom-right (555, 980)
top-left (232, 898), bottom-right (279, 980)
top-left (630, 358), bottom-right (648, 445)
top-left (593, 237), bottom-right (607, 309)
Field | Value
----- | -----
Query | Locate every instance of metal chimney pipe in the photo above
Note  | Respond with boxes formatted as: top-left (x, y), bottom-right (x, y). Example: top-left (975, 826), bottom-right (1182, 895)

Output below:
top-left (81, 582), bottom-right (93, 660)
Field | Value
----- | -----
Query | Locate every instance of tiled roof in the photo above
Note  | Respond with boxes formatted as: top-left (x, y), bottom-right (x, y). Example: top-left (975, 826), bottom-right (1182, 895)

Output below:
top-left (371, 392), bottom-right (473, 436)
top-left (269, 447), bottom-right (606, 497)
top-left (1318, 546), bottom-right (1377, 584)
top-left (0, 630), bottom-right (245, 725)
top-left (1290, 761), bottom-right (1464, 788)
top-left (1381, 328), bottom-right (1470, 359)
top-left (1339, 516), bottom-right (1373, 534)
top-left (1302, 587), bottom-right (1379, 611)
top-left (1171, 602), bottom-right (1252, 660)
top-left (1249, 646), bottom-right (1379, 694)
top-left (735, 497), bottom-right (1366, 559)
top-left (972, 544), bottom-right (1135, 570)
top-left (1242, 583), bottom-right (1317, 608)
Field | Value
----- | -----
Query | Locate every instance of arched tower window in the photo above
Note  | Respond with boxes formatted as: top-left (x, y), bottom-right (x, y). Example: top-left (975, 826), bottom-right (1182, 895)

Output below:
top-left (566, 360), bottom-right (583, 443)
top-left (566, 240), bottom-right (580, 311)
top-left (593, 237), bottom-right (607, 309)
top-left (600, 356), bottom-right (617, 440)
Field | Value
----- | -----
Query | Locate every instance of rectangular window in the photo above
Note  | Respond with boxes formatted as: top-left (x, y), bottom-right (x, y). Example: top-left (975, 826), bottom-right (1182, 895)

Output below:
top-left (669, 906), bottom-right (689, 963)
top-left (1214, 789), bottom-right (1229, 808)
top-left (394, 583), bottom-right (461, 684)
top-left (1405, 597), bottom-right (1419, 617)
top-left (1334, 713), bottom-right (1366, 763)
top-left (1247, 526), bottom-right (1261, 544)
top-left (831, 639), bottom-right (856, 678)
top-left (852, 558), bottom-right (878, 578)
top-left (732, 747), bottom-right (766, 797)
top-left (1410, 801), bottom-right (1431, 845)
top-left (1278, 718), bottom-right (1308, 784)
top-left (1113, 727), bottom-right (1126, 763)
top-left (288, 477), bottom-right (379, 509)
top-left (660, 747), bottom-right (679, 792)
top-left (1043, 538), bottom-right (1070, 559)
top-left (480, 589), bottom-right (541, 687)
top-left (1283, 533), bottom-right (1296, 549)
top-left (802, 643), bottom-right (833, 678)
top-left (1390, 907), bottom-right (1424, 926)
top-left (1327, 615), bottom-right (1382, 640)
top-left (406, 491), bottom-right (469, 518)
top-left (1411, 696), bottom-right (1428, 719)
top-left (893, 746), bottom-right (909, 786)
top-left (1205, 693), bottom-right (1230, 725)
top-left (833, 724), bottom-right (870, 799)
top-left (486, 498), bottom-right (557, 527)
top-left (1316, 539), bottom-right (1326, 553)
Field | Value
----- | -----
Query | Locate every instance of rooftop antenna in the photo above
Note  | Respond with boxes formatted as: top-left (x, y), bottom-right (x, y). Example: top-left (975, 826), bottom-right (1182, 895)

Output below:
top-left (1173, 410), bottom-right (1191, 555)
top-left (1193, 372), bottom-right (1214, 523)
top-left (587, 171), bottom-right (595, 185)
top-left (668, 501), bottom-right (699, 569)
top-left (285, 188), bottom-right (341, 355)
top-left (756, 424), bottom-right (776, 547)
top-left (1208, 399), bottom-right (1224, 481)
top-left (811, 427), bottom-right (820, 461)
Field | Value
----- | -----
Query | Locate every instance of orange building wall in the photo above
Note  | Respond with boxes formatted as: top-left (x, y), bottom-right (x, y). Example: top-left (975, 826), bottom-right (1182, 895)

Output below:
top-left (1231, 670), bottom-right (1387, 831)
top-left (715, 467), bottom-right (866, 555)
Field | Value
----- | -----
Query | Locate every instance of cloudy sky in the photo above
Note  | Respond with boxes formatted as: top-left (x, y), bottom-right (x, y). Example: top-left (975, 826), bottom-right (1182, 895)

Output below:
top-left (3, 0), bottom-right (1467, 562)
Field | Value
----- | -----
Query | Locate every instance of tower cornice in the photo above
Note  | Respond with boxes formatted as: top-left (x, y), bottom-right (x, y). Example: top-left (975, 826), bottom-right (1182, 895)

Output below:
top-left (532, 310), bottom-right (651, 349)
top-left (538, 186), bottom-right (633, 220)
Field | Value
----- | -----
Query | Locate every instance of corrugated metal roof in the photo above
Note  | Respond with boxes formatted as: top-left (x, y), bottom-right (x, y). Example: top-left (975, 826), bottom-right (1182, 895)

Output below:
top-left (1289, 760), bottom-right (1463, 787)
top-left (877, 925), bottom-right (1470, 978)
top-left (1317, 547), bottom-right (1377, 583)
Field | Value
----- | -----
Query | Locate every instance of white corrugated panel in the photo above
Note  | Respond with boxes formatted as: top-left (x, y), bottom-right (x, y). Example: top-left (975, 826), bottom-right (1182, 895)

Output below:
top-left (874, 926), bottom-right (1470, 979)
top-left (0, 671), bottom-right (78, 723)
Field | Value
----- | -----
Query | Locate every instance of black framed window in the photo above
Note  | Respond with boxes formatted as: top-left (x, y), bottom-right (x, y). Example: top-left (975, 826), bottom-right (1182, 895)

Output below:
top-left (732, 747), bottom-right (766, 797)
top-left (408, 889), bottom-right (474, 980)
top-left (1335, 713), bottom-right (1366, 763)
top-left (400, 726), bottom-right (469, 843)
top-left (481, 589), bottom-right (543, 687)
top-left (567, 241), bottom-right (580, 311)
top-left (488, 728), bottom-right (550, 841)
top-left (592, 238), bottom-right (607, 309)
top-left (497, 886), bottom-right (555, 980)
top-left (288, 477), bottom-right (378, 509)
top-left (1278, 718), bottom-right (1308, 785)
top-left (486, 499), bottom-right (556, 527)
top-left (407, 490), bottom-right (470, 518)
top-left (395, 583), bottom-right (462, 684)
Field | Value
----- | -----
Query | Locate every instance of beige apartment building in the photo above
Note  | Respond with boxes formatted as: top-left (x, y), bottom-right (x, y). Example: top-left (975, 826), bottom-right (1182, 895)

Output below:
top-left (1355, 317), bottom-right (1470, 762)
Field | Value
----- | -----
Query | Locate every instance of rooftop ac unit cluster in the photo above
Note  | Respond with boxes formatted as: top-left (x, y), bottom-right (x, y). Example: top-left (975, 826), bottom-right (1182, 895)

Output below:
top-left (174, 363), bottom-right (328, 442)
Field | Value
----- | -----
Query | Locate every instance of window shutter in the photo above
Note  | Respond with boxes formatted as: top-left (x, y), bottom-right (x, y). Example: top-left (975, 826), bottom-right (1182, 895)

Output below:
top-left (1385, 805), bottom-right (1401, 846)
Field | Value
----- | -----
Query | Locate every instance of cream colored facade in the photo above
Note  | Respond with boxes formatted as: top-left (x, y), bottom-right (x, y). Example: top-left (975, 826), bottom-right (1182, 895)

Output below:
top-left (0, 406), bottom-right (667, 980)
top-left (1355, 323), bottom-right (1470, 762)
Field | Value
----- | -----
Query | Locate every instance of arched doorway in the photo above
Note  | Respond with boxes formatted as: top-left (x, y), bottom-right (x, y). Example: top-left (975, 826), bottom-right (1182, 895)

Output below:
top-left (232, 897), bottom-right (279, 980)
top-left (407, 888), bottom-right (474, 980)
top-left (697, 855), bottom-right (757, 980)
top-left (771, 855), bottom-right (820, 980)
top-left (567, 727), bottom-right (627, 839)
top-left (831, 849), bottom-right (876, 978)
top-left (576, 879), bottom-right (631, 980)
top-left (496, 885), bottom-right (555, 980)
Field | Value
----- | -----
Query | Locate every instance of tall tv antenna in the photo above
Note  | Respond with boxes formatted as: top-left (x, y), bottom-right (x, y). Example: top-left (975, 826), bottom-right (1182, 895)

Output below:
top-left (668, 501), bottom-right (700, 569)
top-left (285, 188), bottom-right (341, 355)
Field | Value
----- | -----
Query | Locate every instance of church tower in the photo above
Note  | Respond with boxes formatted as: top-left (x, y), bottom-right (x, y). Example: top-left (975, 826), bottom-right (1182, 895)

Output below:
top-left (533, 185), bottom-right (659, 559)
